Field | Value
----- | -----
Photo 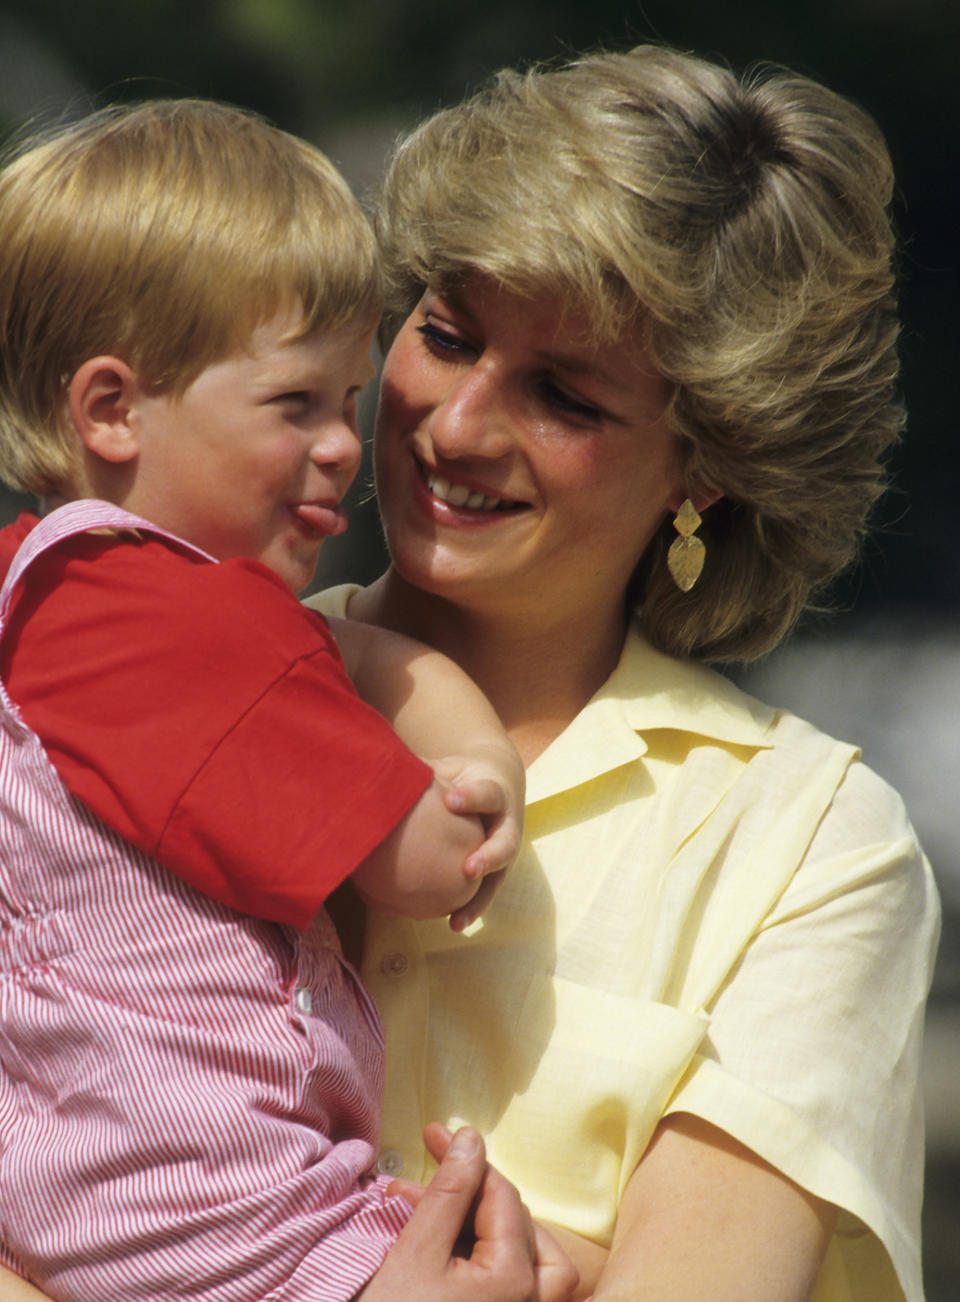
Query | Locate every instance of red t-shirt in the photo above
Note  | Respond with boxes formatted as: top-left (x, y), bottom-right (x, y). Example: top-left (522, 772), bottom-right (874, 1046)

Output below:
top-left (0, 514), bottom-right (432, 929)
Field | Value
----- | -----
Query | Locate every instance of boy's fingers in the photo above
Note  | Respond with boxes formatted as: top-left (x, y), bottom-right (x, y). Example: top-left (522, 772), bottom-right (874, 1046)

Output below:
top-left (464, 822), bottom-right (519, 875)
top-left (443, 779), bottom-right (504, 816)
top-left (448, 870), bottom-right (505, 931)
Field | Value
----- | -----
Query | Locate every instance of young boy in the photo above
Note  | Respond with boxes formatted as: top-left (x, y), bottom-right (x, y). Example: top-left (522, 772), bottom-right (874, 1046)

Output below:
top-left (0, 100), bottom-right (525, 1301)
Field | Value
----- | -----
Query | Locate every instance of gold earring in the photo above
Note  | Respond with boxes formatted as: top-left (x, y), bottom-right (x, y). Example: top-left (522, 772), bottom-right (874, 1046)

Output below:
top-left (667, 499), bottom-right (705, 592)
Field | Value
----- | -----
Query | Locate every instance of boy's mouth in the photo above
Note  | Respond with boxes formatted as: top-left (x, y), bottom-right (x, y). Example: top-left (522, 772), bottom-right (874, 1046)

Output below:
top-left (292, 501), bottom-right (349, 537)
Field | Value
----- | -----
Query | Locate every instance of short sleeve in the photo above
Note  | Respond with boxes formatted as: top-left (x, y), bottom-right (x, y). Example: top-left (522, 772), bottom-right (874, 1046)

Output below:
top-left (666, 760), bottom-right (940, 1302)
top-left (2, 534), bottom-right (432, 928)
top-left (154, 639), bottom-right (436, 926)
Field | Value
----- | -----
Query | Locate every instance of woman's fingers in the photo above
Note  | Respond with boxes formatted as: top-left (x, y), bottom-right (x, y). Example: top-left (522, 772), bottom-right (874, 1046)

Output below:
top-left (421, 1123), bottom-right (580, 1302)
top-left (394, 1127), bottom-right (490, 1269)
top-left (530, 1221), bottom-right (582, 1302)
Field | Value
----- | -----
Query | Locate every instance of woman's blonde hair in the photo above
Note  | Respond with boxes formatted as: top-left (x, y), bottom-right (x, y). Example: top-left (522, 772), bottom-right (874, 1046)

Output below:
top-left (0, 98), bottom-right (380, 494)
top-left (375, 46), bottom-right (902, 661)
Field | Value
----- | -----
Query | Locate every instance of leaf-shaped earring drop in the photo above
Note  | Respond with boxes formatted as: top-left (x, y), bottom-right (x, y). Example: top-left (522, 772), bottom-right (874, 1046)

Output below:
top-left (667, 498), bottom-right (705, 592)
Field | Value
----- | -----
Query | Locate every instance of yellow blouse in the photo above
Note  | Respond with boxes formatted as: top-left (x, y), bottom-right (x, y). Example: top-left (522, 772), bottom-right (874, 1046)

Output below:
top-left (307, 588), bottom-right (940, 1302)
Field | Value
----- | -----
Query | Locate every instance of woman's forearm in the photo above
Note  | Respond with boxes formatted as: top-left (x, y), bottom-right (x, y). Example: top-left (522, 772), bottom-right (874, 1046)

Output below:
top-left (593, 1112), bottom-right (837, 1302)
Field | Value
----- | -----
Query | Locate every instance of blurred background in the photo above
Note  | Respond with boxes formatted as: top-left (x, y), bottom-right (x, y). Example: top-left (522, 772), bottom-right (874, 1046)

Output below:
top-left (1, 0), bottom-right (956, 1294)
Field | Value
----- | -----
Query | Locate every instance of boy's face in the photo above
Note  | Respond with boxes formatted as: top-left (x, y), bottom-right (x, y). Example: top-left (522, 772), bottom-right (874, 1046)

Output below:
top-left (124, 305), bottom-right (376, 591)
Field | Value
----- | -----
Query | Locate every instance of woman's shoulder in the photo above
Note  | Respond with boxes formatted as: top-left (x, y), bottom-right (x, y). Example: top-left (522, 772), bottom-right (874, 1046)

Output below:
top-left (621, 626), bottom-right (931, 860)
top-left (613, 625), bottom-right (860, 763)
top-left (302, 582), bottom-right (362, 621)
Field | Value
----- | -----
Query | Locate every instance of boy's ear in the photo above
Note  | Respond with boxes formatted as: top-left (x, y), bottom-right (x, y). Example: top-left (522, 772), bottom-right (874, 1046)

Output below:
top-left (68, 356), bottom-right (142, 465)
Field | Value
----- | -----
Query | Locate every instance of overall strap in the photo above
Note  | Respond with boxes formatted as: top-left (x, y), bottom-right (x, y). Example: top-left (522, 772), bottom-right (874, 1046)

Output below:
top-left (0, 499), bottom-right (216, 621)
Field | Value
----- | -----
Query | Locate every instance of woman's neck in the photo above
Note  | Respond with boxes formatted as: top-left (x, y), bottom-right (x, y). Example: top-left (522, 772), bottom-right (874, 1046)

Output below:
top-left (349, 568), bottom-right (628, 766)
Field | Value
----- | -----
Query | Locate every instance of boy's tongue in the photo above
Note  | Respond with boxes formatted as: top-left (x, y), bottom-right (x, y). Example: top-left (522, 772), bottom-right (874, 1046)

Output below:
top-left (293, 502), bottom-right (348, 537)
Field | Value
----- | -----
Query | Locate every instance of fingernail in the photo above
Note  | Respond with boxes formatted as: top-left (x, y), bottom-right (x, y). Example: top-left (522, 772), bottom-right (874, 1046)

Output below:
top-left (448, 1127), bottom-right (481, 1159)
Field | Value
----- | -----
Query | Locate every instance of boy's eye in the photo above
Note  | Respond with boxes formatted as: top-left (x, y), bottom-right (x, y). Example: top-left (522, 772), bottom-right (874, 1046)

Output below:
top-left (273, 390), bottom-right (310, 406)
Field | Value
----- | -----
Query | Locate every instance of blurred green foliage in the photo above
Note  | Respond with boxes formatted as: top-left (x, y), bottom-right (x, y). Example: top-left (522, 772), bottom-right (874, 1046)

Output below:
top-left (0, 0), bottom-right (956, 611)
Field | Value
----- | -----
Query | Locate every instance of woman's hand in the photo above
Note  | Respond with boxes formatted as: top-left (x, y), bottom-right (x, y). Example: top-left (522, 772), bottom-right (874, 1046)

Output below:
top-left (359, 1124), bottom-right (578, 1302)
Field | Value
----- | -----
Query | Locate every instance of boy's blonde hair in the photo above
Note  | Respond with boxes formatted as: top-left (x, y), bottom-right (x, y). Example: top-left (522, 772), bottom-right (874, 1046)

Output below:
top-left (375, 46), bottom-right (902, 662)
top-left (0, 98), bottom-right (380, 494)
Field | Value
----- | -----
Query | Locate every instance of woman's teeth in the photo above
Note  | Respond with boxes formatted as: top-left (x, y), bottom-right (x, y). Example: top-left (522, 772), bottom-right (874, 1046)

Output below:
top-left (426, 472), bottom-right (509, 511)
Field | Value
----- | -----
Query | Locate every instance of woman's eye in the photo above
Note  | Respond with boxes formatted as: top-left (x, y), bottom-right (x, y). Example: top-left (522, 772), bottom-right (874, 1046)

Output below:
top-left (539, 378), bottom-right (604, 422)
top-left (416, 321), bottom-right (472, 356)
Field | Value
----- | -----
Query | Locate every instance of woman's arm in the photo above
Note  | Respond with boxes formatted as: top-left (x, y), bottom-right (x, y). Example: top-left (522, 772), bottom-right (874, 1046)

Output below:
top-left (592, 1112), bottom-right (837, 1302)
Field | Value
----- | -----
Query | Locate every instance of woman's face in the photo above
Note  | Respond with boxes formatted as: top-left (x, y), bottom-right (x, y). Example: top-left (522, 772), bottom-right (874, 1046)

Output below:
top-left (374, 275), bottom-right (683, 628)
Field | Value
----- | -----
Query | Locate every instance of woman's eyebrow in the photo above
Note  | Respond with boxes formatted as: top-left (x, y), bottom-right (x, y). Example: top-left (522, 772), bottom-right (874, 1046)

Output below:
top-left (425, 281), bottom-right (470, 314)
top-left (536, 348), bottom-right (616, 384)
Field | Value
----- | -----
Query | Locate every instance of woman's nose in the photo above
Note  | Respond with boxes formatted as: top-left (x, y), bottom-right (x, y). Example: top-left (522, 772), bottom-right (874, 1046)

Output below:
top-left (427, 366), bottom-right (515, 461)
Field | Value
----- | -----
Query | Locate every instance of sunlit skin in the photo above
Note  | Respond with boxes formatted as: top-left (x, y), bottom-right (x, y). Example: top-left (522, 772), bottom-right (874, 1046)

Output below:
top-left (358, 276), bottom-right (686, 757)
top-left (73, 306), bottom-right (377, 593)
top-left (372, 276), bottom-right (684, 644)
top-left (353, 276), bottom-right (842, 1299)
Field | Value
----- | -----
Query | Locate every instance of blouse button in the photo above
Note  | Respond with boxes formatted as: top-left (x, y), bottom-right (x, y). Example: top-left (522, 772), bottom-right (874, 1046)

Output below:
top-left (380, 952), bottom-right (409, 977)
top-left (295, 986), bottom-right (313, 1015)
top-left (377, 1149), bottom-right (404, 1176)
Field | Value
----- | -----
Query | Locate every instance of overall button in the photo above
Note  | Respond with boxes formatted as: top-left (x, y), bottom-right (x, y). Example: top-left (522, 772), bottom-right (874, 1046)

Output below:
top-left (380, 952), bottom-right (408, 977)
top-left (295, 986), bottom-right (313, 1015)
top-left (377, 1149), bottom-right (404, 1176)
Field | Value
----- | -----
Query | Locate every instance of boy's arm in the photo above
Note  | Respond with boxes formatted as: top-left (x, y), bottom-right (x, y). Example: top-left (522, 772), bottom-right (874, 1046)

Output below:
top-left (328, 616), bottom-right (520, 777)
top-left (328, 618), bottom-right (525, 927)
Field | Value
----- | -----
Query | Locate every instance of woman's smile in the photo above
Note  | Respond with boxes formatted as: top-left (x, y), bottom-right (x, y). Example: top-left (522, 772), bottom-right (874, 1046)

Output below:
top-left (374, 275), bottom-right (682, 624)
top-left (419, 458), bottom-right (530, 516)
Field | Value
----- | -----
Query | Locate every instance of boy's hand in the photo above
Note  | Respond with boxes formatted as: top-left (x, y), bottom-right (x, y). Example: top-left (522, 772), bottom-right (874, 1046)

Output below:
top-left (431, 749), bottom-right (525, 929)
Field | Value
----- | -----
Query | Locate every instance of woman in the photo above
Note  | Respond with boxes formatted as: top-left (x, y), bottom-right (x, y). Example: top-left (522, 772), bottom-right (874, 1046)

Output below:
top-left (310, 44), bottom-right (938, 1302)
top-left (1, 43), bottom-right (938, 1302)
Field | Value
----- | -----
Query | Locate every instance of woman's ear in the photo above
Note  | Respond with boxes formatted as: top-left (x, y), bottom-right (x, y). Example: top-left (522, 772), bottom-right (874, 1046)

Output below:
top-left (667, 488), bottom-right (722, 516)
top-left (68, 356), bottom-right (141, 465)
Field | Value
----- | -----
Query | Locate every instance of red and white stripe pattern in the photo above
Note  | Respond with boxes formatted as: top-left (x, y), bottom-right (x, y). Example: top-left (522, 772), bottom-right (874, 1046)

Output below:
top-left (0, 502), bottom-right (410, 1300)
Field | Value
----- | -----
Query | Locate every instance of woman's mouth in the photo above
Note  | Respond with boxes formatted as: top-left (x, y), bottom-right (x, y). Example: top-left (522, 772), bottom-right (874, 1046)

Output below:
top-left (423, 468), bottom-right (525, 513)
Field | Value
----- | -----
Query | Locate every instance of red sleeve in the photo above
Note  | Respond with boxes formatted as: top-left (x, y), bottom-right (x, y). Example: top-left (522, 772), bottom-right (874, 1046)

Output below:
top-left (0, 528), bottom-right (432, 928)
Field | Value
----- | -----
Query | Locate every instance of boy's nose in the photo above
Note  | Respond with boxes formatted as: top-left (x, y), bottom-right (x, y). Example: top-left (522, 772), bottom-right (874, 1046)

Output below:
top-left (312, 419), bottom-right (363, 476)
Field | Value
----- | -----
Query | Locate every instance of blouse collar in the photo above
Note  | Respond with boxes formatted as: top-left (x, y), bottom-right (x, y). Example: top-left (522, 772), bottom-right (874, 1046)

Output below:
top-left (526, 626), bottom-right (775, 805)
